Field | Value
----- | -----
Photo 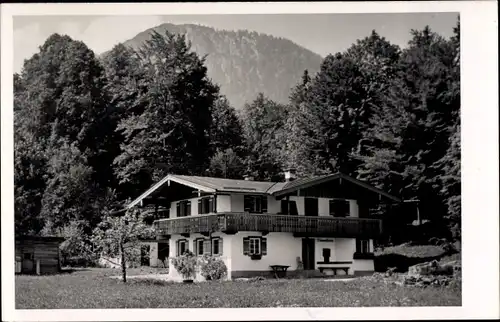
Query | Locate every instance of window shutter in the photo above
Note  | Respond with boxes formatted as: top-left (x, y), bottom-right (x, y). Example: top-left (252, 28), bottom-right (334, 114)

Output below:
top-left (219, 238), bottom-right (223, 255)
top-left (186, 201), bottom-right (191, 216)
top-left (212, 196), bottom-right (217, 213)
top-left (176, 240), bottom-right (179, 256)
top-left (203, 240), bottom-right (211, 255)
top-left (208, 197), bottom-right (214, 213)
top-left (281, 200), bottom-right (289, 215)
top-left (243, 237), bottom-right (250, 255)
top-left (356, 239), bottom-right (361, 253)
top-left (193, 239), bottom-right (198, 256)
top-left (244, 196), bottom-right (251, 212)
top-left (176, 202), bottom-right (181, 217)
top-left (261, 237), bottom-right (267, 255)
top-left (290, 201), bottom-right (298, 216)
top-left (344, 200), bottom-right (350, 217)
top-left (261, 196), bottom-right (268, 213)
top-left (198, 199), bottom-right (202, 214)
top-left (329, 200), bottom-right (335, 216)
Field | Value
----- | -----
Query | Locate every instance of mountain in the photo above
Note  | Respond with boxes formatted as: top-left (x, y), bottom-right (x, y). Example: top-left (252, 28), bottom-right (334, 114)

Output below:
top-left (102, 23), bottom-right (323, 110)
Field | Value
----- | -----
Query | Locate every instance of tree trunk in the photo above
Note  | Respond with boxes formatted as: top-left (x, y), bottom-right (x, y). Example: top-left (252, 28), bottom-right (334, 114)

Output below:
top-left (120, 242), bottom-right (127, 283)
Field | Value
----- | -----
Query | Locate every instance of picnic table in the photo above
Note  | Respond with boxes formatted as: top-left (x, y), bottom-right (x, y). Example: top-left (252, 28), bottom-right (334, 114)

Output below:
top-left (270, 265), bottom-right (290, 279)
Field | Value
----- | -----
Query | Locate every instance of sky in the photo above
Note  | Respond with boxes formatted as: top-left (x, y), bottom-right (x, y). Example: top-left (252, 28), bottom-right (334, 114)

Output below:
top-left (13, 13), bottom-right (458, 73)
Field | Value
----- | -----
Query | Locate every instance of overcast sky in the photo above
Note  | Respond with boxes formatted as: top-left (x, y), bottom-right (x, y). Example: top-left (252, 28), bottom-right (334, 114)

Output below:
top-left (14, 13), bottom-right (458, 73)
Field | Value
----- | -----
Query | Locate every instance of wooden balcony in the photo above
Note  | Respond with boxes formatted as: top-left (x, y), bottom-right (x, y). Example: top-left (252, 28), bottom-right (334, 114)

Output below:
top-left (154, 212), bottom-right (382, 239)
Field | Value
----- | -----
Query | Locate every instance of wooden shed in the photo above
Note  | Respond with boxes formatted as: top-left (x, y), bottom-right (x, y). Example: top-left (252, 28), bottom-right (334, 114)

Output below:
top-left (15, 236), bottom-right (65, 275)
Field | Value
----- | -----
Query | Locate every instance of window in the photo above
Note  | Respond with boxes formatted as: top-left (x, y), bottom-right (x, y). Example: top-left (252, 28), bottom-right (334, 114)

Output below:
top-left (329, 199), bottom-right (350, 217)
top-left (322, 248), bottom-right (331, 263)
top-left (356, 239), bottom-right (371, 254)
top-left (177, 239), bottom-right (188, 256)
top-left (176, 200), bottom-right (191, 217)
top-left (212, 238), bottom-right (223, 256)
top-left (23, 253), bottom-right (33, 260)
top-left (243, 236), bottom-right (267, 257)
top-left (244, 195), bottom-right (268, 213)
top-left (280, 200), bottom-right (298, 215)
top-left (198, 196), bottom-right (216, 214)
top-left (249, 238), bottom-right (260, 255)
top-left (194, 239), bottom-right (211, 256)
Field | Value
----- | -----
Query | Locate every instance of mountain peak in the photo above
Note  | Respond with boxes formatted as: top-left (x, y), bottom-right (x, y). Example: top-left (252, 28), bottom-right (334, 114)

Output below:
top-left (102, 23), bottom-right (322, 109)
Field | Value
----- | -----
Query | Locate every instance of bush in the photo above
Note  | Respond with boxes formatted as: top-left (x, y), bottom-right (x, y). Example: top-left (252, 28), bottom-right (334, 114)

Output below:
top-left (171, 251), bottom-right (198, 280)
top-left (199, 255), bottom-right (227, 280)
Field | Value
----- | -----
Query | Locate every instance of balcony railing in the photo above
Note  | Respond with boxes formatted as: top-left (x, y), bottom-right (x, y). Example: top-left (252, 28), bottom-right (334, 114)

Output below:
top-left (154, 212), bottom-right (382, 239)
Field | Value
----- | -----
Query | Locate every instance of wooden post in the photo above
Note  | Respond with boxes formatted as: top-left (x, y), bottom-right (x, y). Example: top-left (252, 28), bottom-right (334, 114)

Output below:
top-left (36, 259), bottom-right (40, 275)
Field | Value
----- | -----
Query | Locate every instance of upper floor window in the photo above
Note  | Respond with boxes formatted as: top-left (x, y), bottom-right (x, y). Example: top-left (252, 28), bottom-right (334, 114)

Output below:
top-left (176, 200), bottom-right (191, 217)
top-left (198, 196), bottom-right (216, 214)
top-left (244, 195), bottom-right (268, 213)
top-left (280, 200), bottom-right (298, 215)
top-left (329, 199), bottom-right (350, 217)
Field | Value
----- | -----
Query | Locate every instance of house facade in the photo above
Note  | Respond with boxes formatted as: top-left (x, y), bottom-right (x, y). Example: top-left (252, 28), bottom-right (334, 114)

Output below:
top-left (127, 171), bottom-right (400, 280)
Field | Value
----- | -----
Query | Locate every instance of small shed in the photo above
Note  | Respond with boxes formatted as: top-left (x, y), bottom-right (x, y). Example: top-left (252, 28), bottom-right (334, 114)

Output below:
top-left (15, 236), bottom-right (65, 275)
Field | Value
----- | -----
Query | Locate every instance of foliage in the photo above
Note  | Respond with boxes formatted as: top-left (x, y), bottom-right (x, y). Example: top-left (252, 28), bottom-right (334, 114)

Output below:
top-left (14, 33), bottom-right (116, 236)
top-left (241, 93), bottom-right (289, 180)
top-left (15, 268), bottom-right (461, 308)
top-left (198, 255), bottom-right (228, 280)
top-left (91, 208), bottom-right (154, 282)
top-left (112, 30), bottom-right (219, 197)
top-left (207, 148), bottom-right (245, 179)
top-left (170, 251), bottom-right (199, 280)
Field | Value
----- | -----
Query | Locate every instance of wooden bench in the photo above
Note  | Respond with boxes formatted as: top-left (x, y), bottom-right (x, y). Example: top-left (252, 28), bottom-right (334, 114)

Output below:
top-left (318, 266), bottom-right (350, 276)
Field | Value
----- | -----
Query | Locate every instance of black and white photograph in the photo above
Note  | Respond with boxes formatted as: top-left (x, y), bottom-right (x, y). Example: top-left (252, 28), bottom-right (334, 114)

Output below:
top-left (1, 1), bottom-right (498, 321)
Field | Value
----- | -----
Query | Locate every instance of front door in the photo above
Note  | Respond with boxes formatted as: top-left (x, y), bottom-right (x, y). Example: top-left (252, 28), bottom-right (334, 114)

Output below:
top-left (301, 238), bottom-right (315, 270)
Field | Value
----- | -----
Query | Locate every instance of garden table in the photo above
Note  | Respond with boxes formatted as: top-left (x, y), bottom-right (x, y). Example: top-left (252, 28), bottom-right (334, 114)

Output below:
top-left (270, 265), bottom-right (290, 279)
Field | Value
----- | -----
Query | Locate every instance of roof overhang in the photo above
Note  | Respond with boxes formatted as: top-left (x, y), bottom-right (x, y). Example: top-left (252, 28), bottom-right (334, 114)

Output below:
top-left (126, 174), bottom-right (216, 209)
top-left (272, 173), bottom-right (401, 203)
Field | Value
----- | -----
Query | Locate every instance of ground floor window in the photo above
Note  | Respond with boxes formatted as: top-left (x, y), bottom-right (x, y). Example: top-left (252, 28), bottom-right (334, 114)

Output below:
top-left (356, 239), bottom-right (370, 253)
top-left (211, 238), bottom-right (223, 256)
top-left (243, 236), bottom-right (267, 257)
top-left (176, 239), bottom-right (188, 256)
top-left (193, 237), bottom-right (223, 256)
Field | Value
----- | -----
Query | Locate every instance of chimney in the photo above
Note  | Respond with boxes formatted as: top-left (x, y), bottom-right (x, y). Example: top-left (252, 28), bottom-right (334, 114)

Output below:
top-left (244, 175), bottom-right (254, 181)
top-left (284, 168), bottom-right (297, 182)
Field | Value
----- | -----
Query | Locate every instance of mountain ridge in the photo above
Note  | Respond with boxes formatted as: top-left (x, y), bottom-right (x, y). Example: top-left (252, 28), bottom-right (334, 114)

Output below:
top-left (100, 22), bottom-right (323, 109)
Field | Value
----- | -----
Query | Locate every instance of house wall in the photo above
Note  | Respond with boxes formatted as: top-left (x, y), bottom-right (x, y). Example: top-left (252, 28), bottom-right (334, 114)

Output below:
top-left (168, 232), bottom-right (232, 282)
top-left (217, 195), bottom-right (231, 212)
top-left (230, 232), bottom-right (302, 275)
top-left (166, 193), bottom-right (360, 217)
top-left (15, 240), bottom-right (61, 274)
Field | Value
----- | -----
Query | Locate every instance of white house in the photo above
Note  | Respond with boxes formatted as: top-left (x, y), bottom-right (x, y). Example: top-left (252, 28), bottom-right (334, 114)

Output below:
top-left (126, 170), bottom-right (401, 280)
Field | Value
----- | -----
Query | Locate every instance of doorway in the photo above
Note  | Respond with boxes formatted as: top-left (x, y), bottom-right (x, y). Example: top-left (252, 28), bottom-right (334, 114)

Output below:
top-left (301, 238), bottom-right (315, 270)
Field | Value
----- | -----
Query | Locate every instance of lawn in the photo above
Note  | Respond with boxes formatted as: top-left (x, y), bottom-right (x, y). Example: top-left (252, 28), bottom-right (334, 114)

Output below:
top-left (15, 268), bottom-right (461, 309)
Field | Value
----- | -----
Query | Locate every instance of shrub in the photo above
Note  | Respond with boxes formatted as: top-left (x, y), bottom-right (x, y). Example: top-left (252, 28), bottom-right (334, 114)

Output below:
top-left (171, 251), bottom-right (198, 280)
top-left (199, 255), bottom-right (227, 280)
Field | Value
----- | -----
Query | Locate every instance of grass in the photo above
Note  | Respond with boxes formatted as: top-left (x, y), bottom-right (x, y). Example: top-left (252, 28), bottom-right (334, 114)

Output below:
top-left (16, 268), bottom-right (461, 309)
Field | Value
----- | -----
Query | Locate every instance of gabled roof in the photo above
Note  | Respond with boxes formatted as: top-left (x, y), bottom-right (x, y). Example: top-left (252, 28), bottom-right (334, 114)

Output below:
top-left (126, 172), bottom-right (401, 209)
top-left (126, 174), bottom-right (284, 209)
top-left (271, 172), bottom-right (401, 202)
